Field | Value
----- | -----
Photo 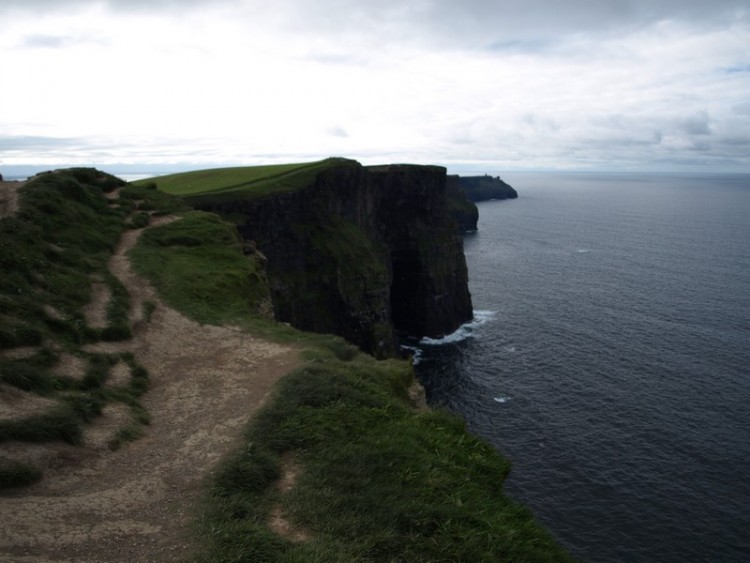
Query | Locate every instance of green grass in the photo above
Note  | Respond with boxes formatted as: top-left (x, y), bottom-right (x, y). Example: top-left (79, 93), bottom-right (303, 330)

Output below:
top-left (133, 158), bottom-right (354, 200)
top-left (128, 210), bottom-right (273, 325)
top-left (0, 169), bottom-right (128, 348)
top-left (0, 169), bottom-right (154, 487)
top-left (119, 181), bottom-right (190, 216)
top-left (134, 162), bottom-right (314, 195)
top-left (195, 344), bottom-right (574, 563)
top-left (0, 404), bottom-right (84, 445)
top-left (0, 168), bottom-right (143, 347)
top-left (0, 350), bottom-right (151, 451)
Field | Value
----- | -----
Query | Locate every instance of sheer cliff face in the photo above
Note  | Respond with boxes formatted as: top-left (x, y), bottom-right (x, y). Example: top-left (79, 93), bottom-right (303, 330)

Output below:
top-left (368, 165), bottom-right (473, 339)
top-left (193, 161), bottom-right (473, 357)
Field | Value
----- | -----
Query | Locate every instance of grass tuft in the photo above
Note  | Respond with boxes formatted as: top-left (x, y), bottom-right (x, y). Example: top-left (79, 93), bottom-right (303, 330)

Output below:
top-left (108, 423), bottom-right (146, 451)
top-left (0, 459), bottom-right (43, 489)
top-left (0, 406), bottom-right (83, 445)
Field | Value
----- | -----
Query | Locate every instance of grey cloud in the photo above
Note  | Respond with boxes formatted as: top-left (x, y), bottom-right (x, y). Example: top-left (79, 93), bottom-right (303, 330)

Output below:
top-left (276, 0), bottom-right (749, 47)
top-left (679, 113), bottom-right (712, 135)
top-left (522, 113), bottom-right (560, 133)
top-left (20, 34), bottom-right (74, 49)
top-left (0, 135), bottom-right (81, 152)
top-left (18, 34), bottom-right (107, 49)
top-left (630, 112), bottom-right (716, 142)
top-left (725, 64), bottom-right (750, 74)
top-left (327, 126), bottom-right (349, 138)
top-left (688, 140), bottom-right (711, 151)
top-left (0, 0), bottom-right (208, 12)
top-left (4, 1), bottom-right (746, 40)
top-left (303, 52), bottom-right (372, 67)
top-left (717, 135), bottom-right (750, 146)
top-left (487, 39), bottom-right (555, 54)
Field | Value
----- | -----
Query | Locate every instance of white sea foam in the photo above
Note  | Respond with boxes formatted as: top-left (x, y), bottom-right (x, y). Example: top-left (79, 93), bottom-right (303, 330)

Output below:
top-left (400, 344), bottom-right (423, 365)
top-left (419, 310), bottom-right (496, 346)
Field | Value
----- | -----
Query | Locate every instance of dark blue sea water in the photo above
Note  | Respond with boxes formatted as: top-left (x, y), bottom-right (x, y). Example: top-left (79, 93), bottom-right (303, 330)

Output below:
top-left (413, 173), bottom-right (750, 562)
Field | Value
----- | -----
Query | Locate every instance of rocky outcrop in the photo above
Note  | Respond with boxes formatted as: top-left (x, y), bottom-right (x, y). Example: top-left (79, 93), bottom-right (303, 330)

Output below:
top-left (459, 175), bottom-right (517, 201)
top-left (446, 175), bottom-right (479, 232)
top-left (190, 160), bottom-right (473, 357)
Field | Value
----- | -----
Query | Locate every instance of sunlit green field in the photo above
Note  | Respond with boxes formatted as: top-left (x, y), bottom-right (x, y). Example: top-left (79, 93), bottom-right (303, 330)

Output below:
top-left (135, 158), bottom-right (352, 198)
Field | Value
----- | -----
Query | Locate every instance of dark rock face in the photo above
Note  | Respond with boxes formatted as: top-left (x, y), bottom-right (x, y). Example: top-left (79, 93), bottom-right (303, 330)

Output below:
top-left (459, 175), bottom-right (518, 202)
top-left (368, 165), bottom-right (473, 339)
top-left (192, 160), bottom-right (473, 357)
top-left (446, 175), bottom-right (479, 232)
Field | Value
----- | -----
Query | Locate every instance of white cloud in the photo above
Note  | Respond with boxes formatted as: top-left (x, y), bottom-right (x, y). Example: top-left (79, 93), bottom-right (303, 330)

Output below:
top-left (0, 1), bottom-right (748, 171)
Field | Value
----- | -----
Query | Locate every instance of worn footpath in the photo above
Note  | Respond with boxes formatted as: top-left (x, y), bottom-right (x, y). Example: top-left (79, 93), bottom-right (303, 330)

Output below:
top-left (0, 214), bottom-right (300, 562)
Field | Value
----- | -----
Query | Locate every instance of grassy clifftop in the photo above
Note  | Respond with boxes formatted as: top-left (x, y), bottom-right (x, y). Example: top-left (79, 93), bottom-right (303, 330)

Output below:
top-left (135, 157), bottom-right (354, 200)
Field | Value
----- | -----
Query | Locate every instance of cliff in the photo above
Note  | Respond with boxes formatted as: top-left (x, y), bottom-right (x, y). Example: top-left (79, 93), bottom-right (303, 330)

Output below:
top-left (446, 174), bottom-right (479, 232)
top-left (189, 160), bottom-right (473, 357)
top-left (458, 174), bottom-right (518, 201)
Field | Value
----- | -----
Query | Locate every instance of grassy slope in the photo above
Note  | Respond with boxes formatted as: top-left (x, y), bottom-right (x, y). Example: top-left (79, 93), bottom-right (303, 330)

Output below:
top-left (129, 210), bottom-right (273, 325)
top-left (126, 172), bottom-right (574, 561)
top-left (134, 158), bottom-right (353, 200)
top-left (197, 346), bottom-right (574, 562)
top-left (0, 170), bottom-right (154, 487)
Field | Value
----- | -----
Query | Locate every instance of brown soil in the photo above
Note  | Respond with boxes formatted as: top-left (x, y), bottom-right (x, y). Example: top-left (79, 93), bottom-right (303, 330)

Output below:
top-left (0, 215), bottom-right (301, 562)
top-left (0, 180), bottom-right (23, 217)
top-left (0, 385), bottom-right (58, 420)
top-left (81, 281), bottom-right (111, 329)
top-left (268, 454), bottom-right (309, 542)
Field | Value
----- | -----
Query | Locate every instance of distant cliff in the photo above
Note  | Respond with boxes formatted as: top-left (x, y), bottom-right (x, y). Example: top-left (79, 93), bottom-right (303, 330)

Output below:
top-left (458, 175), bottom-right (518, 202)
top-left (189, 160), bottom-right (473, 357)
top-left (446, 175), bottom-right (479, 232)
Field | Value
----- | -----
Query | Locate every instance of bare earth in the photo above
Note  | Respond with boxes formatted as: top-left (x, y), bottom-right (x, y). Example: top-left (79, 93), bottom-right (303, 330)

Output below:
top-left (0, 216), bottom-right (301, 562)
top-left (0, 181), bottom-right (23, 217)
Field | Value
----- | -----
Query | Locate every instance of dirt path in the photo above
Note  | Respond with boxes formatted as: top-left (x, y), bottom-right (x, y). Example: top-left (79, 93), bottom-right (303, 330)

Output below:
top-left (0, 216), bottom-right (301, 562)
top-left (0, 181), bottom-right (23, 217)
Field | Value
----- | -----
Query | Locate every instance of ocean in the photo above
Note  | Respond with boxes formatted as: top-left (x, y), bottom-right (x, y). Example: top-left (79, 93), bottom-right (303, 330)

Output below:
top-left (412, 172), bottom-right (750, 562)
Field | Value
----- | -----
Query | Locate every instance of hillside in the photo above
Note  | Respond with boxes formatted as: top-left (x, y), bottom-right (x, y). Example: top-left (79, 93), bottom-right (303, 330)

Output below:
top-left (0, 167), bottom-right (572, 562)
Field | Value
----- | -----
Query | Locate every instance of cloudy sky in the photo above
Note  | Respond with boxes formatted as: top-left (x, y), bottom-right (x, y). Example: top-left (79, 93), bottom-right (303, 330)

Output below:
top-left (1, 0), bottom-right (749, 173)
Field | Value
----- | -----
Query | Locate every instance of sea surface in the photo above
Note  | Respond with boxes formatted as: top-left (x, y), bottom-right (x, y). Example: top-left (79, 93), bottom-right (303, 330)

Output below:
top-left (412, 172), bottom-right (750, 562)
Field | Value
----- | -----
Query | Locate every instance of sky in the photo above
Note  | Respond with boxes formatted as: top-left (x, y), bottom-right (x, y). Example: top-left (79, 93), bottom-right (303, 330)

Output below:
top-left (1, 0), bottom-right (749, 174)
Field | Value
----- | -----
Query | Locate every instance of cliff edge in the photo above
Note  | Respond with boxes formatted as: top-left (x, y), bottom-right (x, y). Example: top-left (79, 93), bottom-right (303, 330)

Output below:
top-left (189, 160), bottom-right (473, 357)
